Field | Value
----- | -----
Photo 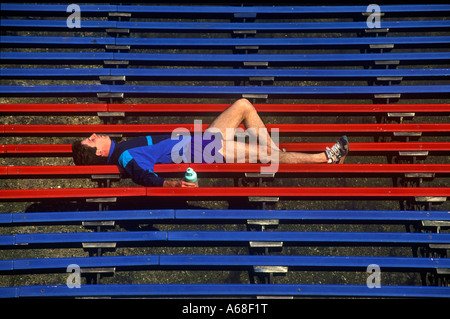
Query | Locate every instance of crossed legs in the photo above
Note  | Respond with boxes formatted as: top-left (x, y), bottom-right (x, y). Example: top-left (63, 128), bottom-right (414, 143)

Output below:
top-left (207, 98), bottom-right (329, 164)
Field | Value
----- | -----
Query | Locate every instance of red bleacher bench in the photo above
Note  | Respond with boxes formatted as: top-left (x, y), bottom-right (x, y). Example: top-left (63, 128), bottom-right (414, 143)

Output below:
top-left (0, 187), bottom-right (448, 200)
top-left (2, 164), bottom-right (450, 176)
top-left (2, 103), bottom-right (450, 113)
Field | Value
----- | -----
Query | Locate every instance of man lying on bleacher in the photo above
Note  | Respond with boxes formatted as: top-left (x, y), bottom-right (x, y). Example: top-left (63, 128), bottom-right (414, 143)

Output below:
top-left (72, 98), bottom-right (349, 187)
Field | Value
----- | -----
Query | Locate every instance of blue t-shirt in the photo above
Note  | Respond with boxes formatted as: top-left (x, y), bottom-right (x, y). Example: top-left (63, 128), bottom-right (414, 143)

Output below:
top-left (108, 135), bottom-right (188, 187)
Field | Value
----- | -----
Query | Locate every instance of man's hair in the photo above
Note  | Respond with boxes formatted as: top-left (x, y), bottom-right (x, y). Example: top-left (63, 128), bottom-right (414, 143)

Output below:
top-left (72, 141), bottom-right (108, 165)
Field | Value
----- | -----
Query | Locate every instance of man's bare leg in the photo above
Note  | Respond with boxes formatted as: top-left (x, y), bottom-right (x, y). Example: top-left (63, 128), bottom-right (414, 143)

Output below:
top-left (226, 141), bottom-right (327, 164)
top-left (207, 98), bottom-right (329, 164)
top-left (208, 98), bottom-right (275, 146)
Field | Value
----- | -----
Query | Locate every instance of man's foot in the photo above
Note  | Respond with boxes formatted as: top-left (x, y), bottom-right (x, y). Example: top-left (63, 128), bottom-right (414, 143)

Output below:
top-left (325, 136), bottom-right (349, 164)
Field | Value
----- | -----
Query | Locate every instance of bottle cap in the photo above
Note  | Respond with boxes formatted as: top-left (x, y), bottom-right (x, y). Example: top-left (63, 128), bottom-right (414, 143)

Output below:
top-left (185, 167), bottom-right (197, 182)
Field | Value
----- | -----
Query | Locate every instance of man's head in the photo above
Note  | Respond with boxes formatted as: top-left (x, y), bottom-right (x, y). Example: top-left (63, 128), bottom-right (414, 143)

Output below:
top-left (72, 133), bottom-right (111, 165)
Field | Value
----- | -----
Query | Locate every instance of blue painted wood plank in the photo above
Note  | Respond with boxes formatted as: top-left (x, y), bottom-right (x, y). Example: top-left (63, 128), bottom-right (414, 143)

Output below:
top-left (2, 19), bottom-right (449, 31)
top-left (3, 68), bottom-right (448, 78)
top-left (112, 85), bottom-right (450, 95)
top-left (6, 35), bottom-right (444, 47)
top-left (15, 284), bottom-right (450, 298)
top-left (0, 260), bottom-right (14, 271)
top-left (0, 85), bottom-right (109, 94)
top-left (5, 255), bottom-right (448, 271)
top-left (1, 52), bottom-right (447, 63)
top-left (1, 69), bottom-right (110, 77)
top-left (116, 36), bottom-right (450, 47)
top-left (109, 68), bottom-right (450, 78)
top-left (0, 287), bottom-right (19, 298)
top-left (0, 235), bottom-right (15, 246)
top-left (0, 36), bottom-right (114, 46)
top-left (115, 5), bottom-right (450, 14)
top-left (3, 209), bottom-right (448, 224)
top-left (167, 231), bottom-right (450, 244)
top-left (0, 19), bottom-right (117, 29)
top-left (13, 231), bottom-right (167, 245)
top-left (13, 255), bottom-right (159, 270)
top-left (4, 35), bottom-right (448, 47)
top-left (0, 52), bottom-right (113, 61)
top-left (2, 231), bottom-right (449, 246)
top-left (10, 209), bottom-right (175, 224)
top-left (1, 85), bottom-right (449, 95)
top-left (174, 209), bottom-right (450, 221)
top-left (159, 255), bottom-right (450, 270)
top-left (119, 20), bottom-right (450, 30)
top-left (112, 51), bottom-right (450, 62)
top-left (2, 4), bottom-right (450, 14)
top-left (0, 4), bottom-right (117, 13)
top-left (0, 213), bottom-right (12, 224)
top-left (1, 209), bottom-right (448, 225)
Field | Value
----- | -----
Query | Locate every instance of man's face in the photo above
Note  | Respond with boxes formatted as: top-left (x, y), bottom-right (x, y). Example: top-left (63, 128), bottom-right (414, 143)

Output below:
top-left (81, 133), bottom-right (111, 157)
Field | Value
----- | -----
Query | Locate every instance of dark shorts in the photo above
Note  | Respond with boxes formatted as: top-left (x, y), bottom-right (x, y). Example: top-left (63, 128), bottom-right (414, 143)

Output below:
top-left (190, 136), bottom-right (225, 164)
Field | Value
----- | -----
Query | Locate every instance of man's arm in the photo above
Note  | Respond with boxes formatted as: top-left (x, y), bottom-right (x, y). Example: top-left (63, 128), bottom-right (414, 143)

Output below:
top-left (122, 158), bottom-right (196, 187)
top-left (163, 180), bottom-right (197, 187)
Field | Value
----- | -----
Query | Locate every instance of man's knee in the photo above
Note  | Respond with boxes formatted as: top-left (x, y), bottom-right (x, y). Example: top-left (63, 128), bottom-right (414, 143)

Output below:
top-left (235, 98), bottom-right (255, 114)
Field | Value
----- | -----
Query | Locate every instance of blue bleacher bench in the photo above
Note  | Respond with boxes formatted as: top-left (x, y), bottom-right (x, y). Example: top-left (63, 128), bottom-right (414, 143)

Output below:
top-left (1, 209), bottom-right (449, 225)
top-left (0, 52), bottom-right (113, 62)
top-left (1, 230), bottom-right (449, 246)
top-left (1, 52), bottom-right (448, 64)
top-left (2, 284), bottom-right (449, 298)
top-left (1, 254), bottom-right (448, 272)
top-left (0, 4), bottom-right (116, 13)
top-left (2, 4), bottom-right (449, 14)
top-left (1, 85), bottom-right (449, 96)
top-left (0, 36), bottom-right (114, 46)
top-left (115, 36), bottom-right (450, 47)
top-left (2, 19), bottom-right (450, 31)
top-left (2, 68), bottom-right (449, 79)
top-left (2, 36), bottom-right (449, 47)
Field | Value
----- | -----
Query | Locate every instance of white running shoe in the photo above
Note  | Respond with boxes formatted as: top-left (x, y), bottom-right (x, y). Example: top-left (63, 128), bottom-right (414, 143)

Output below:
top-left (325, 136), bottom-right (349, 164)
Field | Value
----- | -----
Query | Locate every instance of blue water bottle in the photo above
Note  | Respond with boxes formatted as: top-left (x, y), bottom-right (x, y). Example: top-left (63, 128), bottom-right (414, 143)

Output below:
top-left (184, 167), bottom-right (198, 187)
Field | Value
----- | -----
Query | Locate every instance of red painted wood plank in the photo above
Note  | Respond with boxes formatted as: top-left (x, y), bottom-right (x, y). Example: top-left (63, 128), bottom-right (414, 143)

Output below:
top-left (0, 103), bottom-right (108, 112)
top-left (0, 187), bottom-right (448, 200)
top-left (182, 164), bottom-right (450, 174)
top-left (108, 103), bottom-right (450, 113)
top-left (5, 165), bottom-right (122, 175)
top-left (2, 164), bottom-right (450, 176)
top-left (1, 103), bottom-right (450, 113)
top-left (269, 123), bottom-right (450, 133)
top-left (146, 187), bottom-right (450, 198)
top-left (281, 142), bottom-right (450, 152)
top-left (3, 124), bottom-right (208, 134)
top-left (108, 103), bottom-right (230, 113)
top-left (0, 187), bottom-right (146, 199)
top-left (4, 123), bottom-right (450, 134)
top-left (5, 144), bottom-right (72, 154)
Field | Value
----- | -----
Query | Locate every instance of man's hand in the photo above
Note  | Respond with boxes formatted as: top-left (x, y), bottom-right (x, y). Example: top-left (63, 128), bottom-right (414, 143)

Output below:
top-left (163, 180), bottom-right (197, 187)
